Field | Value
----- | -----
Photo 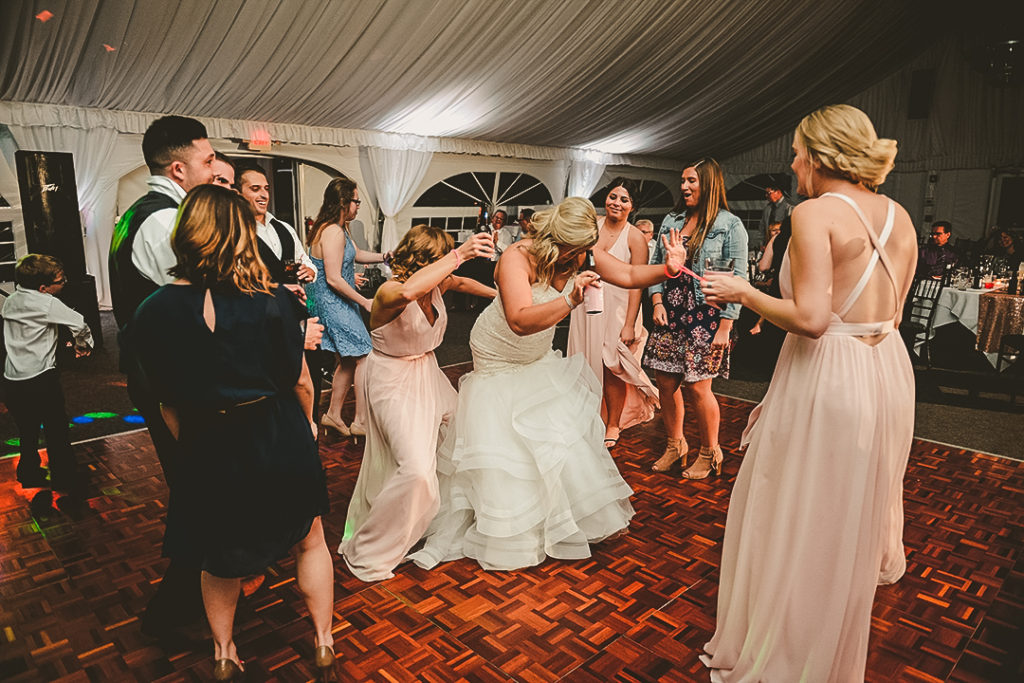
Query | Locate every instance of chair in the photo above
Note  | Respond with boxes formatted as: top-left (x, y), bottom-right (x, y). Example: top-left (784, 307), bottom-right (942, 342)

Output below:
top-left (900, 277), bottom-right (944, 366)
top-left (996, 334), bottom-right (1024, 403)
top-left (997, 334), bottom-right (1023, 372)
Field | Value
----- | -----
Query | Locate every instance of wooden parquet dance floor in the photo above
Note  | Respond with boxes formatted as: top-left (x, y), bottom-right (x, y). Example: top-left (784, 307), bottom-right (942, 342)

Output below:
top-left (1, 362), bottom-right (1021, 682)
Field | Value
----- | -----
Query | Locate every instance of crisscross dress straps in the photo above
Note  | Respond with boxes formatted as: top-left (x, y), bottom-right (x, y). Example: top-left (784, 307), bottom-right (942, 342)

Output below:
top-left (822, 192), bottom-right (899, 321)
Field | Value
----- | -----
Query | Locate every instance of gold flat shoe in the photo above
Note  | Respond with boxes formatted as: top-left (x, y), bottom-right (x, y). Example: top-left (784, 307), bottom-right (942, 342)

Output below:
top-left (320, 414), bottom-right (350, 436)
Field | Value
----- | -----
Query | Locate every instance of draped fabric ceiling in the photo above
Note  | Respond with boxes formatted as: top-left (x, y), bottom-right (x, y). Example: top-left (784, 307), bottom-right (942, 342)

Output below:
top-left (0, 0), bottom-right (960, 304)
top-left (1, 0), bottom-right (946, 161)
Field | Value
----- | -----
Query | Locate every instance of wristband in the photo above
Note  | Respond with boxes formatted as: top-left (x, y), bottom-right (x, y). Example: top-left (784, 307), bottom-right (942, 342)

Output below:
top-left (664, 263), bottom-right (682, 279)
top-left (563, 292), bottom-right (578, 309)
top-left (653, 301), bottom-right (665, 308)
top-left (452, 249), bottom-right (463, 268)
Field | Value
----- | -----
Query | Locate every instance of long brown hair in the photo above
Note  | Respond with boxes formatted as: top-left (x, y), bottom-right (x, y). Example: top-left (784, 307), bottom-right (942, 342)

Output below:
top-left (389, 225), bottom-right (454, 282)
top-left (677, 158), bottom-right (728, 264)
top-left (307, 177), bottom-right (358, 247)
top-left (169, 184), bottom-right (271, 294)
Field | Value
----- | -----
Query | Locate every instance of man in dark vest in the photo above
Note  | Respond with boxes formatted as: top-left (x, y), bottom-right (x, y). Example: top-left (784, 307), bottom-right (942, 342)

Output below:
top-left (108, 114), bottom-right (214, 643)
top-left (236, 166), bottom-right (316, 286)
top-left (236, 166), bottom-right (331, 412)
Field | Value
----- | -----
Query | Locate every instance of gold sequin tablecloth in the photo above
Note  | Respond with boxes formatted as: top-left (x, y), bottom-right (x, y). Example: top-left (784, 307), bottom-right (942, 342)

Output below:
top-left (976, 292), bottom-right (1024, 353)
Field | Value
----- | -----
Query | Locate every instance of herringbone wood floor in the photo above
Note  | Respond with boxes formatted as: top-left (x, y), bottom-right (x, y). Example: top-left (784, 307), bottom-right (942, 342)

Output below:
top-left (1, 362), bottom-right (1021, 682)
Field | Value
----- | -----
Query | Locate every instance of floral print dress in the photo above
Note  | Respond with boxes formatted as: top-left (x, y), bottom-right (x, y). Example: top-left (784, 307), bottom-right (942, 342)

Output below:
top-left (642, 238), bottom-right (730, 382)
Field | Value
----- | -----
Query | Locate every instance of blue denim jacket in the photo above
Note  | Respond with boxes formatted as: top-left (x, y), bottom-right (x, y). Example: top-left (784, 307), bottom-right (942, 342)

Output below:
top-left (648, 209), bottom-right (748, 320)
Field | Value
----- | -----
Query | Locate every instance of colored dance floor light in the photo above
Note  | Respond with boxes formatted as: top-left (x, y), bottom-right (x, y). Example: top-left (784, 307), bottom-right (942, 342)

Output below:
top-left (0, 363), bottom-right (1019, 682)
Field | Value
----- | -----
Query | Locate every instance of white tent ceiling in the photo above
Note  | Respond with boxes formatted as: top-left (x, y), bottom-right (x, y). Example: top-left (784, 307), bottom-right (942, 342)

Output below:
top-left (1, 0), bottom-right (949, 161)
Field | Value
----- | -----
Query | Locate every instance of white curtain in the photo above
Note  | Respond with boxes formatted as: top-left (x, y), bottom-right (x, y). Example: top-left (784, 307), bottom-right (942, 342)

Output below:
top-left (365, 147), bottom-right (433, 252)
top-left (6, 125), bottom-right (143, 306)
top-left (566, 159), bottom-right (606, 200)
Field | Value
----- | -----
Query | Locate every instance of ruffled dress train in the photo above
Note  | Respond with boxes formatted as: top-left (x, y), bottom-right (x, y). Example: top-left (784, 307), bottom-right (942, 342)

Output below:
top-left (409, 281), bottom-right (634, 571)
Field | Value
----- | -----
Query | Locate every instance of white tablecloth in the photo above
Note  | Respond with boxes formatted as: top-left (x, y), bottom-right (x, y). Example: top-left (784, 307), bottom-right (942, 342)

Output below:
top-left (926, 287), bottom-right (998, 366)
top-left (933, 287), bottom-right (982, 332)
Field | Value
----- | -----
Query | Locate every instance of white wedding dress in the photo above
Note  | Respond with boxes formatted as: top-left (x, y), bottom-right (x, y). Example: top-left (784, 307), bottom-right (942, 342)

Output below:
top-left (408, 279), bottom-right (635, 571)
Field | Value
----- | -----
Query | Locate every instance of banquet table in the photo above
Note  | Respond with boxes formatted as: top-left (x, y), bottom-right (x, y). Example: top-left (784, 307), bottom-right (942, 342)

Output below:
top-left (977, 291), bottom-right (1024, 355)
top-left (923, 286), bottom-right (1023, 368)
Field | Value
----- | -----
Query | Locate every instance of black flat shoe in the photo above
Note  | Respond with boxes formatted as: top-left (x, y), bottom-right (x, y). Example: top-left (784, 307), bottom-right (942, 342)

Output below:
top-left (17, 467), bottom-right (49, 488)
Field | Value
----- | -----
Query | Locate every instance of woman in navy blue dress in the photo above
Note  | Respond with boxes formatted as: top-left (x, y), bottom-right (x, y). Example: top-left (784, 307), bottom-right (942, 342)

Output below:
top-left (130, 185), bottom-right (335, 680)
top-left (306, 178), bottom-right (389, 437)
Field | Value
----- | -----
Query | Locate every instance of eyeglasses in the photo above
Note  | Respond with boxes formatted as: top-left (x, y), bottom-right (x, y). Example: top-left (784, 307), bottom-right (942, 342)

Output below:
top-left (351, 199), bottom-right (362, 206)
top-left (51, 276), bottom-right (67, 286)
top-left (930, 232), bottom-right (945, 236)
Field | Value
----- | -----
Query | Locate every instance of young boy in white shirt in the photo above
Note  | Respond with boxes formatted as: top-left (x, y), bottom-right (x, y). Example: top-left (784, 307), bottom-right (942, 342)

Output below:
top-left (2, 254), bottom-right (92, 492)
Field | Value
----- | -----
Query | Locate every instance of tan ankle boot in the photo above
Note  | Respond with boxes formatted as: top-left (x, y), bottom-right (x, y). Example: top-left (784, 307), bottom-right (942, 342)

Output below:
top-left (652, 436), bottom-right (688, 472)
top-left (682, 445), bottom-right (723, 480)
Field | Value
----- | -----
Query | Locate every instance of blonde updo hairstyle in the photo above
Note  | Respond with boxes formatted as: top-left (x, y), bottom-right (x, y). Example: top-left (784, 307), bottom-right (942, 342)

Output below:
top-left (389, 224), bottom-right (454, 282)
top-left (527, 197), bottom-right (599, 285)
top-left (795, 104), bottom-right (897, 191)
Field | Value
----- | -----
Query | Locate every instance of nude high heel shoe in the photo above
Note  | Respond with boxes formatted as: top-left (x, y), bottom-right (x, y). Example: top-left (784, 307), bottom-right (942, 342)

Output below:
top-left (314, 644), bottom-right (337, 681)
top-left (652, 436), bottom-right (688, 472)
top-left (681, 445), bottom-right (723, 480)
top-left (320, 413), bottom-right (350, 436)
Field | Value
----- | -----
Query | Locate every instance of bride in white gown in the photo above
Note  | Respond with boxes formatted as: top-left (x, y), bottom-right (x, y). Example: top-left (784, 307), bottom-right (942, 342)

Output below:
top-left (409, 197), bottom-right (689, 571)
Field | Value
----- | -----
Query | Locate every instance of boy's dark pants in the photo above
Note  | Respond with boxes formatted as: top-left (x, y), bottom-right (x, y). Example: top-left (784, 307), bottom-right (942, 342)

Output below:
top-left (4, 369), bottom-right (78, 489)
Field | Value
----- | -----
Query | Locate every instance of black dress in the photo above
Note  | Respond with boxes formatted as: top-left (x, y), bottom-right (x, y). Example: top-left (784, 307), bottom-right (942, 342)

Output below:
top-left (130, 284), bottom-right (328, 578)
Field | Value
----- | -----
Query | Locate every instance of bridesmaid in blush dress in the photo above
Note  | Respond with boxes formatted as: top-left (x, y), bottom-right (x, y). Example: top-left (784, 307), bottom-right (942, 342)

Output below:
top-left (701, 104), bottom-right (917, 681)
top-left (568, 178), bottom-right (659, 448)
top-left (339, 227), bottom-right (495, 582)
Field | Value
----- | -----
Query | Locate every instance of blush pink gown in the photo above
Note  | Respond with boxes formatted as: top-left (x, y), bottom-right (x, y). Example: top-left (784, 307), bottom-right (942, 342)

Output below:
top-left (567, 220), bottom-right (659, 430)
top-left (701, 193), bottom-right (915, 681)
top-left (339, 287), bottom-right (456, 581)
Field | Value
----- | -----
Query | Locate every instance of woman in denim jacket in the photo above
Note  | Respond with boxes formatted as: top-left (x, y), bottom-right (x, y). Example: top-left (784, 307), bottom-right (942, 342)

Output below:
top-left (643, 158), bottom-right (748, 479)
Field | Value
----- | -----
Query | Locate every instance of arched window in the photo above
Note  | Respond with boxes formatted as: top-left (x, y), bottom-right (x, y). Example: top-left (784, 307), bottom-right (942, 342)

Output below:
top-left (413, 171), bottom-right (553, 236)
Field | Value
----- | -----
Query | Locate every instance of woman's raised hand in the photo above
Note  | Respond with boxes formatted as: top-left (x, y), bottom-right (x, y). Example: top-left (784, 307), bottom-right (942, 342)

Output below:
top-left (457, 232), bottom-right (495, 262)
top-left (569, 270), bottom-right (601, 307)
top-left (662, 229), bottom-right (687, 275)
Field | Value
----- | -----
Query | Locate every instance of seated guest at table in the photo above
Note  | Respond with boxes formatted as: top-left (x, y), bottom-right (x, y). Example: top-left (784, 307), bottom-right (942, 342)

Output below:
top-left (987, 229), bottom-right (1021, 269)
top-left (129, 185), bottom-right (335, 680)
top-left (917, 220), bottom-right (957, 278)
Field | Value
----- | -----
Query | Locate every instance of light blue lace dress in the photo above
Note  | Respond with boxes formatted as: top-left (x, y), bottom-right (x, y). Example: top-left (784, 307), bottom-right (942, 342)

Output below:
top-left (307, 231), bottom-right (371, 357)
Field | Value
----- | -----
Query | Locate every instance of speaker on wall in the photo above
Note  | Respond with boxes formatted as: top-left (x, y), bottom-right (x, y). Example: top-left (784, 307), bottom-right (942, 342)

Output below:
top-left (15, 150), bottom-right (88, 277)
top-left (14, 150), bottom-right (102, 347)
